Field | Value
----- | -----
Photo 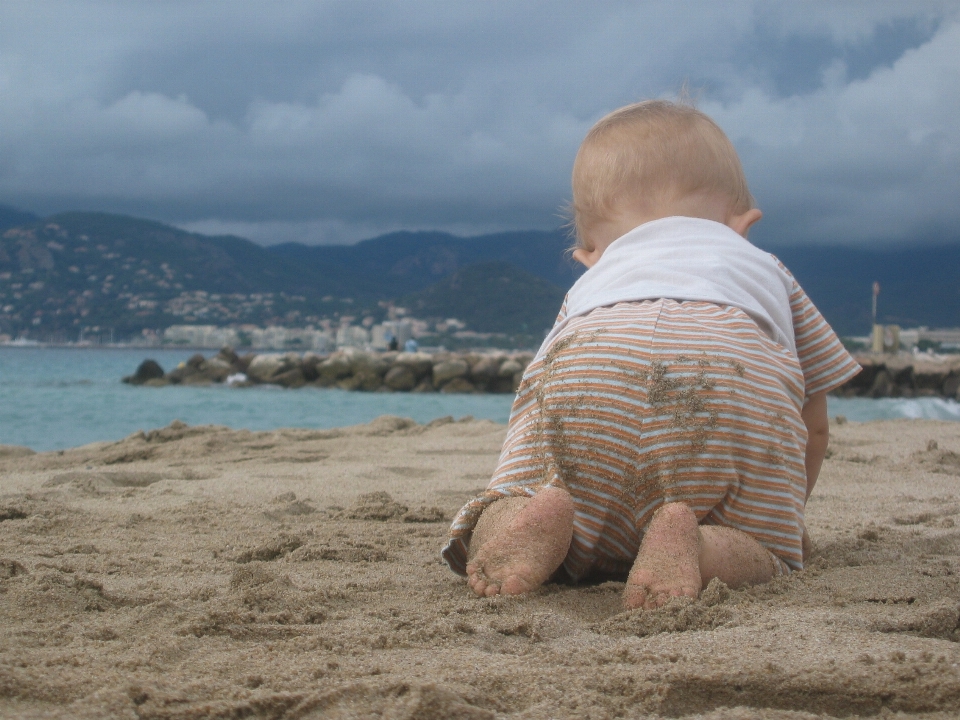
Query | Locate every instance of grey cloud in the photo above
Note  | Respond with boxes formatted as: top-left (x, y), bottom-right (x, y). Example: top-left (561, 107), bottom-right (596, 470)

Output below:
top-left (0, 1), bottom-right (958, 245)
top-left (732, 15), bottom-right (941, 98)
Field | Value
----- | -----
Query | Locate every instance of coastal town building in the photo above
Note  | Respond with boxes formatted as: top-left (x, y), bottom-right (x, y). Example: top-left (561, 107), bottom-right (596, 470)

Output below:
top-left (335, 324), bottom-right (370, 348)
top-left (163, 324), bottom-right (335, 351)
top-left (163, 325), bottom-right (240, 348)
top-left (848, 326), bottom-right (960, 354)
top-left (371, 320), bottom-right (413, 350)
top-left (902, 327), bottom-right (960, 352)
top-left (156, 318), bottom-right (424, 351)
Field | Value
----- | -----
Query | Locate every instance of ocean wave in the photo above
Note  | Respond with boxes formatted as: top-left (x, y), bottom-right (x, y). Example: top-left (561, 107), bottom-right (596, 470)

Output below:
top-left (828, 396), bottom-right (960, 422)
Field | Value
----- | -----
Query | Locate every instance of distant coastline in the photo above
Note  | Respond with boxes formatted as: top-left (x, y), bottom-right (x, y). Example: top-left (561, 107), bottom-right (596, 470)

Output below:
top-left (4, 210), bottom-right (960, 352)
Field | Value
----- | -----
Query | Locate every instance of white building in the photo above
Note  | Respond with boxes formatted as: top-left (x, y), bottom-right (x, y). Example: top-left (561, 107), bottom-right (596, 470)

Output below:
top-left (247, 326), bottom-right (334, 351)
top-left (371, 320), bottom-right (413, 350)
top-left (336, 325), bottom-right (370, 348)
top-left (163, 325), bottom-right (240, 348)
top-left (164, 324), bottom-right (333, 351)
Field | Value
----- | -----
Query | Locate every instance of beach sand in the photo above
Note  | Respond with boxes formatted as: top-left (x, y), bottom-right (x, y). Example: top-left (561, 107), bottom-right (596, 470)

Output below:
top-left (1, 415), bottom-right (960, 719)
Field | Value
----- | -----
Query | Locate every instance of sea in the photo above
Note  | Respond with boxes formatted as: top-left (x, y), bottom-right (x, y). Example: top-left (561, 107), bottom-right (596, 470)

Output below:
top-left (2, 347), bottom-right (959, 452)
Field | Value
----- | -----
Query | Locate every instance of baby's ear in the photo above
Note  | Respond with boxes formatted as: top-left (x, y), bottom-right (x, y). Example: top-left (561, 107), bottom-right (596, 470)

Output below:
top-left (572, 247), bottom-right (603, 268)
top-left (728, 208), bottom-right (763, 238)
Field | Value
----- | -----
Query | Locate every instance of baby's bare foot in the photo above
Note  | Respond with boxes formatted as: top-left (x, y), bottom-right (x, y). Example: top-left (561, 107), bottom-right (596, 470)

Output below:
top-left (623, 502), bottom-right (702, 610)
top-left (466, 487), bottom-right (574, 597)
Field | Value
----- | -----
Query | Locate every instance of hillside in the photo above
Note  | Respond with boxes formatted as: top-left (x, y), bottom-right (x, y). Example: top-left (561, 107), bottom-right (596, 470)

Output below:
top-left (268, 229), bottom-right (580, 297)
top-left (770, 244), bottom-right (960, 336)
top-left (0, 212), bottom-right (349, 339)
top-left (399, 261), bottom-right (566, 335)
top-left (0, 204), bottom-right (38, 232)
top-left (0, 212), bottom-right (573, 341)
top-left (1, 207), bottom-right (958, 342)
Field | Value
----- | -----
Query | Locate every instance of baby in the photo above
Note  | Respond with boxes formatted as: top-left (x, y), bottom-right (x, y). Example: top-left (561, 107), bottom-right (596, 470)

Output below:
top-left (441, 100), bottom-right (860, 609)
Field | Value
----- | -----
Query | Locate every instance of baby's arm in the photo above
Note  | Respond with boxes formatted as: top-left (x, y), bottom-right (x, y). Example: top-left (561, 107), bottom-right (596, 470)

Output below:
top-left (801, 391), bottom-right (829, 500)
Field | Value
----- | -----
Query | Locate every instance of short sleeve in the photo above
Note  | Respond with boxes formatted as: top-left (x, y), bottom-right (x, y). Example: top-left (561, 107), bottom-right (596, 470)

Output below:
top-left (776, 260), bottom-right (861, 397)
top-left (554, 294), bottom-right (569, 326)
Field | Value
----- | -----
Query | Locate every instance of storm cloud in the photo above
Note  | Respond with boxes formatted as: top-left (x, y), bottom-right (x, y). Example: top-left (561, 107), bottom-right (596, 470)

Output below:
top-left (0, 1), bottom-right (957, 246)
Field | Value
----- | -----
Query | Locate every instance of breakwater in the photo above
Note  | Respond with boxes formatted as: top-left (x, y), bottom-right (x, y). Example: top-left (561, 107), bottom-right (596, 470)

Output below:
top-left (123, 348), bottom-right (960, 399)
top-left (123, 347), bottom-right (533, 393)
top-left (835, 354), bottom-right (960, 399)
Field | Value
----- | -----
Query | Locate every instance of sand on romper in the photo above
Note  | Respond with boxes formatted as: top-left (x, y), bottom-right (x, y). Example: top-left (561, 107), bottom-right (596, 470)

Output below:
top-left (1, 415), bottom-right (960, 719)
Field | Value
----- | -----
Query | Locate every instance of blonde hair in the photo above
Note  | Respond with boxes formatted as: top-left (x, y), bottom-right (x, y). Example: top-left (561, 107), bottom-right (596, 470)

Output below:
top-left (570, 100), bottom-right (753, 246)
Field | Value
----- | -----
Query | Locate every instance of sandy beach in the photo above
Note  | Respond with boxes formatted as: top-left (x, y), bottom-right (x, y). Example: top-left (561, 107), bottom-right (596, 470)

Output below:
top-left (1, 415), bottom-right (959, 719)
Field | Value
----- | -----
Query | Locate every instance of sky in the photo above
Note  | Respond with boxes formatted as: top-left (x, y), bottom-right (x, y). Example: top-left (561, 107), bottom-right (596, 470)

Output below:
top-left (1, 1), bottom-right (958, 248)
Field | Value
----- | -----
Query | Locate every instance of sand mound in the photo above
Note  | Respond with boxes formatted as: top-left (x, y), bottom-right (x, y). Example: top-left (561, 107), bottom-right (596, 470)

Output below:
top-left (2, 417), bottom-right (960, 718)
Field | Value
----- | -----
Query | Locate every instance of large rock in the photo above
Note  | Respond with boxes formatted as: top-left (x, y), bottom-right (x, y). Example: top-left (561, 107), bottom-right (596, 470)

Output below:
top-left (301, 352), bottom-right (324, 382)
top-left (353, 351), bottom-right (392, 376)
top-left (316, 352), bottom-right (355, 385)
top-left (498, 358), bottom-right (523, 377)
top-left (868, 369), bottom-right (893, 398)
top-left (237, 353), bottom-right (256, 372)
top-left (885, 357), bottom-right (914, 396)
top-left (838, 356), bottom-right (876, 395)
top-left (384, 365), bottom-right (417, 391)
top-left (165, 354), bottom-right (207, 384)
top-left (180, 372), bottom-right (213, 386)
top-left (377, 351), bottom-right (400, 367)
top-left (216, 346), bottom-right (240, 366)
top-left (944, 373), bottom-right (960, 399)
top-left (914, 359), bottom-right (953, 391)
top-left (394, 352), bottom-right (434, 378)
top-left (337, 375), bottom-right (362, 391)
top-left (488, 377), bottom-right (516, 393)
top-left (412, 378), bottom-right (436, 393)
top-left (348, 351), bottom-right (390, 391)
top-left (354, 369), bottom-right (384, 391)
top-left (433, 358), bottom-right (469, 388)
top-left (123, 359), bottom-right (165, 385)
top-left (440, 377), bottom-right (475, 393)
top-left (198, 356), bottom-right (234, 383)
top-left (273, 367), bottom-right (306, 388)
top-left (247, 353), bottom-right (292, 383)
top-left (470, 355), bottom-right (503, 380)
top-left (515, 353), bottom-right (533, 367)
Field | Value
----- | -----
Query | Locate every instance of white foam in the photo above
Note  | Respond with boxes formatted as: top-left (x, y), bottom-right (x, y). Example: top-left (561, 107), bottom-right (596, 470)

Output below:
top-left (828, 396), bottom-right (960, 422)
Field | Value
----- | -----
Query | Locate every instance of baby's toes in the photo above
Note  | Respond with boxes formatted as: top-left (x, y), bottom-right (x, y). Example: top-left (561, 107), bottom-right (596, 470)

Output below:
top-left (467, 562), bottom-right (501, 597)
top-left (466, 564), bottom-right (483, 592)
top-left (482, 581), bottom-right (502, 597)
top-left (468, 575), bottom-right (491, 597)
top-left (645, 591), bottom-right (670, 610)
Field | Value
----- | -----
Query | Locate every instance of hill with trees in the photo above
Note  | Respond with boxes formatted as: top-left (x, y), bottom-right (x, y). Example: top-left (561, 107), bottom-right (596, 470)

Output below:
top-left (0, 207), bottom-right (957, 342)
top-left (400, 261), bottom-right (566, 336)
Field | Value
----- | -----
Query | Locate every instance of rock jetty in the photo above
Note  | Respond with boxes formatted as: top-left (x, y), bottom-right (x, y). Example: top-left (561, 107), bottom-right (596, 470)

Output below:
top-left (835, 354), bottom-right (960, 400)
top-left (123, 346), bottom-right (533, 393)
top-left (124, 348), bottom-right (960, 399)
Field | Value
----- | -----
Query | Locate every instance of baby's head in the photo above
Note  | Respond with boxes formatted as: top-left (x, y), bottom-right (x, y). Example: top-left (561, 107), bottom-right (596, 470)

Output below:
top-left (570, 100), bottom-right (760, 267)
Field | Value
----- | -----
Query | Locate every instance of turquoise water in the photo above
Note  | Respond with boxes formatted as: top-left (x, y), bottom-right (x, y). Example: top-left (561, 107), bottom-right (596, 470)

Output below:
top-left (0, 348), bottom-right (515, 451)
top-left (1, 348), bottom-right (957, 451)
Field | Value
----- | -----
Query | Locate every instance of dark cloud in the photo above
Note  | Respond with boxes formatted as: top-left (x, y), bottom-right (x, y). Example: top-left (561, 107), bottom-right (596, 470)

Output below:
top-left (734, 15), bottom-right (941, 97)
top-left (0, 1), bottom-right (957, 245)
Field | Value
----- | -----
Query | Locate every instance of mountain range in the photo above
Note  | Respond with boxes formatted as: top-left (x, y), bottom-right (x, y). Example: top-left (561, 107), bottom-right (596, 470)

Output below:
top-left (0, 205), bottom-right (956, 342)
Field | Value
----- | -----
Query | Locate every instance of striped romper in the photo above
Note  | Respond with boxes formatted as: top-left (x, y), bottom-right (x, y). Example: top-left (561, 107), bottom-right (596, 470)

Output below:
top-left (442, 274), bottom-right (860, 579)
